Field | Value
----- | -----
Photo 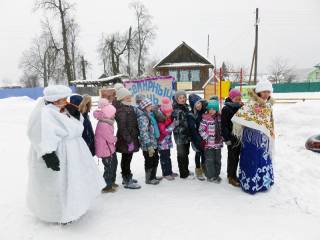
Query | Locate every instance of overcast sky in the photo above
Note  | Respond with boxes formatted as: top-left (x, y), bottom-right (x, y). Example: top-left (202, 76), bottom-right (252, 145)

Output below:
top-left (1, 0), bottom-right (320, 83)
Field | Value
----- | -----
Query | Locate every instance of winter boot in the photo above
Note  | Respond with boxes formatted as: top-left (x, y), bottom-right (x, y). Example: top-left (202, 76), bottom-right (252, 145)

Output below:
top-left (171, 172), bottom-right (179, 178)
top-left (208, 176), bottom-right (222, 184)
top-left (112, 182), bottom-right (119, 188)
top-left (164, 175), bottom-right (175, 181)
top-left (151, 167), bottom-right (163, 181)
top-left (195, 168), bottom-right (205, 181)
top-left (145, 169), bottom-right (159, 185)
top-left (181, 171), bottom-right (195, 180)
top-left (228, 177), bottom-right (240, 187)
top-left (123, 177), bottom-right (141, 189)
top-left (122, 177), bottom-right (138, 185)
top-left (102, 186), bottom-right (117, 193)
top-left (201, 163), bottom-right (207, 176)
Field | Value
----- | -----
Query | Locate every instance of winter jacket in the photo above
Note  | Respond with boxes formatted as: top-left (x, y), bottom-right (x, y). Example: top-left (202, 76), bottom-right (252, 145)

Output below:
top-left (150, 112), bottom-right (160, 139)
top-left (137, 108), bottom-right (158, 151)
top-left (114, 101), bottom-right (140, 153)
top-left (187, 94), bottom-right (208, 151)
top-left (172, 101), bottom-right (191, 145)
top-left (199, 113), bottom-right (224, 149)
top-left (82, 112), bottom-right (95, 156)
top-left (93, 110), bottom-right (117, 158)
top-left (152, 105), bottom-right (166, 122)
top-left (221, 97), bottom-right (242, 143)
top-left (158, 117), bottom-right (175, 150)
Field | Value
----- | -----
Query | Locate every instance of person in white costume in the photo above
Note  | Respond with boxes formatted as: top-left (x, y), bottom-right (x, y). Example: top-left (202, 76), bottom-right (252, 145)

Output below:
top-left (26, 85), bottom-right (104, 224)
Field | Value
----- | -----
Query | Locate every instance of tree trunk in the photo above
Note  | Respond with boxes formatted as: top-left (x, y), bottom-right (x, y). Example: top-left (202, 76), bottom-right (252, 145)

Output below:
top-left (43, 51), bottom-right (48, 87)
top-left (71, 41), bottom-right (76, 80)
top-left (58, 0), bottom-right (72, 85)
top-left (127, 26), bottom-right (132, 77)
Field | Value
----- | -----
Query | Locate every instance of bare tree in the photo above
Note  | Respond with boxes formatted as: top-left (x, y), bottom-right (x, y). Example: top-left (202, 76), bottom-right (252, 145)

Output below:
top-left (268, 58), bottom-right (296, 83)
top-left (130, 1), bottom-right (156, 76)
top-left (20, 73), bottom-right (40, 88)
top-left (66, 18), bottom-right (80, 80)
top-left (35, 0), bottom-right (74, 84)
top-left (99, 31), bottom-right (130, 75)
top-left (19, 24), bottom-right (60, 87)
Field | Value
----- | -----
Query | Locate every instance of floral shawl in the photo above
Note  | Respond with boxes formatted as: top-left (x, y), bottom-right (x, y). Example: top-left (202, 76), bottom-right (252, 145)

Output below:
top-left (232, 89), bottom-right (274, 141)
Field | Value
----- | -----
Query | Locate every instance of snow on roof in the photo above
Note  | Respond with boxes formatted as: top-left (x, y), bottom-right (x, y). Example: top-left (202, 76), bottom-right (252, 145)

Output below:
top-left (70, 74), bottom-right (128, 85)
top-left (156, 62), bottom-right (212, 69)
top-left (153, 41), bottom-right (213, 69)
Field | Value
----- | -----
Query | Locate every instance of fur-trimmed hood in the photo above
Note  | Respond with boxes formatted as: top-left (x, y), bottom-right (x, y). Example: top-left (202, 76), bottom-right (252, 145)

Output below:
top-left (247, 88), bottom-right (275, 106)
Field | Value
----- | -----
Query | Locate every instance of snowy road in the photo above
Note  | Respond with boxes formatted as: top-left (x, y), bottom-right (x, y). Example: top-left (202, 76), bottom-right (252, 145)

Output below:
top-left (0, 96), bottom-right (320, 240)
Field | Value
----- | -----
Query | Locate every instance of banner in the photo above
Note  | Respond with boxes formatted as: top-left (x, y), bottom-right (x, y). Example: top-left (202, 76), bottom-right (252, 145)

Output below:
top-left (124, 76), bottom-right (175, 105)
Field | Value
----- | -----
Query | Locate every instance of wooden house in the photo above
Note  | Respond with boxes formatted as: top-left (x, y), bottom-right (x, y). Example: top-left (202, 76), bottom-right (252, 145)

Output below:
top-left (153, 42), bottom-right (214, 91)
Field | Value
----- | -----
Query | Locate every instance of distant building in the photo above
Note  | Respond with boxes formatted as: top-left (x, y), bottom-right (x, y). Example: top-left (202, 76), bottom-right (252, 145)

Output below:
top-left (307, 64), bottom-right (320, 82)
top-left (153, 42), bottom-right (214, 91)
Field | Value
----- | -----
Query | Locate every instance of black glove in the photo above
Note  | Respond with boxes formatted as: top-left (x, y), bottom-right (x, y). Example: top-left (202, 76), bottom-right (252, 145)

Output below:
top-left (42, 152), bottom-right (60, 171)
top-left (65, 104), bottom-right (81, 120)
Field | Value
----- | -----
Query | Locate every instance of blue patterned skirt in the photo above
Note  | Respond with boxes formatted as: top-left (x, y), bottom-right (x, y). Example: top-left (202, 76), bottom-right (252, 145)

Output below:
top-left (239, 127), bottom-right (274, 194)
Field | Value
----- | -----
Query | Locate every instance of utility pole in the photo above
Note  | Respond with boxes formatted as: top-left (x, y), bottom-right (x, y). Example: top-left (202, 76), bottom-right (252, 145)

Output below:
top-left (81, 55), bottom-right (87, 80)
top-left (253, 8), bottom-right (259, 84)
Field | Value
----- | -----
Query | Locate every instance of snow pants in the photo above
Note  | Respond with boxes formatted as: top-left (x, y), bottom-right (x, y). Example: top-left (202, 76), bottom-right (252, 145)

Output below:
top-left (204, 148), bottom-right (222, 179)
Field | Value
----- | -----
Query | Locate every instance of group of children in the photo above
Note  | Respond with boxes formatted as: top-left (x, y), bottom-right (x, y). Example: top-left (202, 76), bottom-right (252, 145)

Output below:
top-left (71, 83), bottom-right (244, 193)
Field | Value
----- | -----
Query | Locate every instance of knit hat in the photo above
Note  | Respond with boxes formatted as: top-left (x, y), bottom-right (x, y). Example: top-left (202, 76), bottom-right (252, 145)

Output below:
top-left (116, 87), bottom-right (132, 101)
top-left (188, 94), bottom-right (202, 110)
top-left (160, 97), bottom-right (173, 114)
top-left (207, 100), bottom-right (220, 112)
top-left (70, 94), bottom-right (83, 106)
top-left (135, 94), bottom-right (146, 104)
top-left (139, 98), bottom-right (153, 110)
top-left (174, 90), bottom-right (187, 101)
top-left (255, 80), bottom-right (273, 93)
top-left (228, 89), bottom-right (242, 100)
top-left (209, 95), bottom-right (219, 101)
top-left (43, 85), bottom-right (72, 102)
top-left (114, 83), bottom-right (125, 92)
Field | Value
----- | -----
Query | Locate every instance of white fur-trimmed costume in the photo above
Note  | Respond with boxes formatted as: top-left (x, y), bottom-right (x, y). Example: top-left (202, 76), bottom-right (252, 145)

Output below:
top-left (26, 85), bottom-right (104, 223)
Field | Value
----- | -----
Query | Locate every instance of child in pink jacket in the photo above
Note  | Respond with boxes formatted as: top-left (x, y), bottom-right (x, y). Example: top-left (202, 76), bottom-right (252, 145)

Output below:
top-left (94, 98), bottom-right (118, 193)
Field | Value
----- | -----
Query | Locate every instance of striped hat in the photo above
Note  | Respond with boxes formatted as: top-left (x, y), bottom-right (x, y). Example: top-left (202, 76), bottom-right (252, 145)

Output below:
top-left (139, 98), bottom-right (153, 110)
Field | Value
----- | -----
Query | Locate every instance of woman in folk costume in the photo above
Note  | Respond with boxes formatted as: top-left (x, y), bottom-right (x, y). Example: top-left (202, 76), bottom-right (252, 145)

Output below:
top-left (27, 85), bottom-right (104, 224)
top-left (232, 80), bottom-right (275, 194)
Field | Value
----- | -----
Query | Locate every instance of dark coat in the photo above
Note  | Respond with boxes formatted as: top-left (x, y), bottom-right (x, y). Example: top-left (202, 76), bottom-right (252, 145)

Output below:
top-left (114, 101), bottom-right (140, 153)
top-left (82, 112), bottom-right (95, 156)
top-left (172, 100), bottom-right (191, 145)
top-left (221, 97), bottom-right (242, 143)
top-left (187, 94), bottom-right (208, 151)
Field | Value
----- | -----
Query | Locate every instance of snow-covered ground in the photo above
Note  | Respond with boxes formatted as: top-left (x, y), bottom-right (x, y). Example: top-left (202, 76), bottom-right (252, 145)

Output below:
top-left (0, 94), bottom-right (320, 240)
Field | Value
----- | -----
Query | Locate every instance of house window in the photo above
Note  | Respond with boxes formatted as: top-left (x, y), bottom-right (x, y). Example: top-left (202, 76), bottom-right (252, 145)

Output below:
top-left (316, 72), bottom-right (320, 80)
top-left (180, 70), bottom-right (190, 82)
top-left (169, 70), bottom-right (178, 81)
top-left (190, 70), bottom-right (200, 82)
